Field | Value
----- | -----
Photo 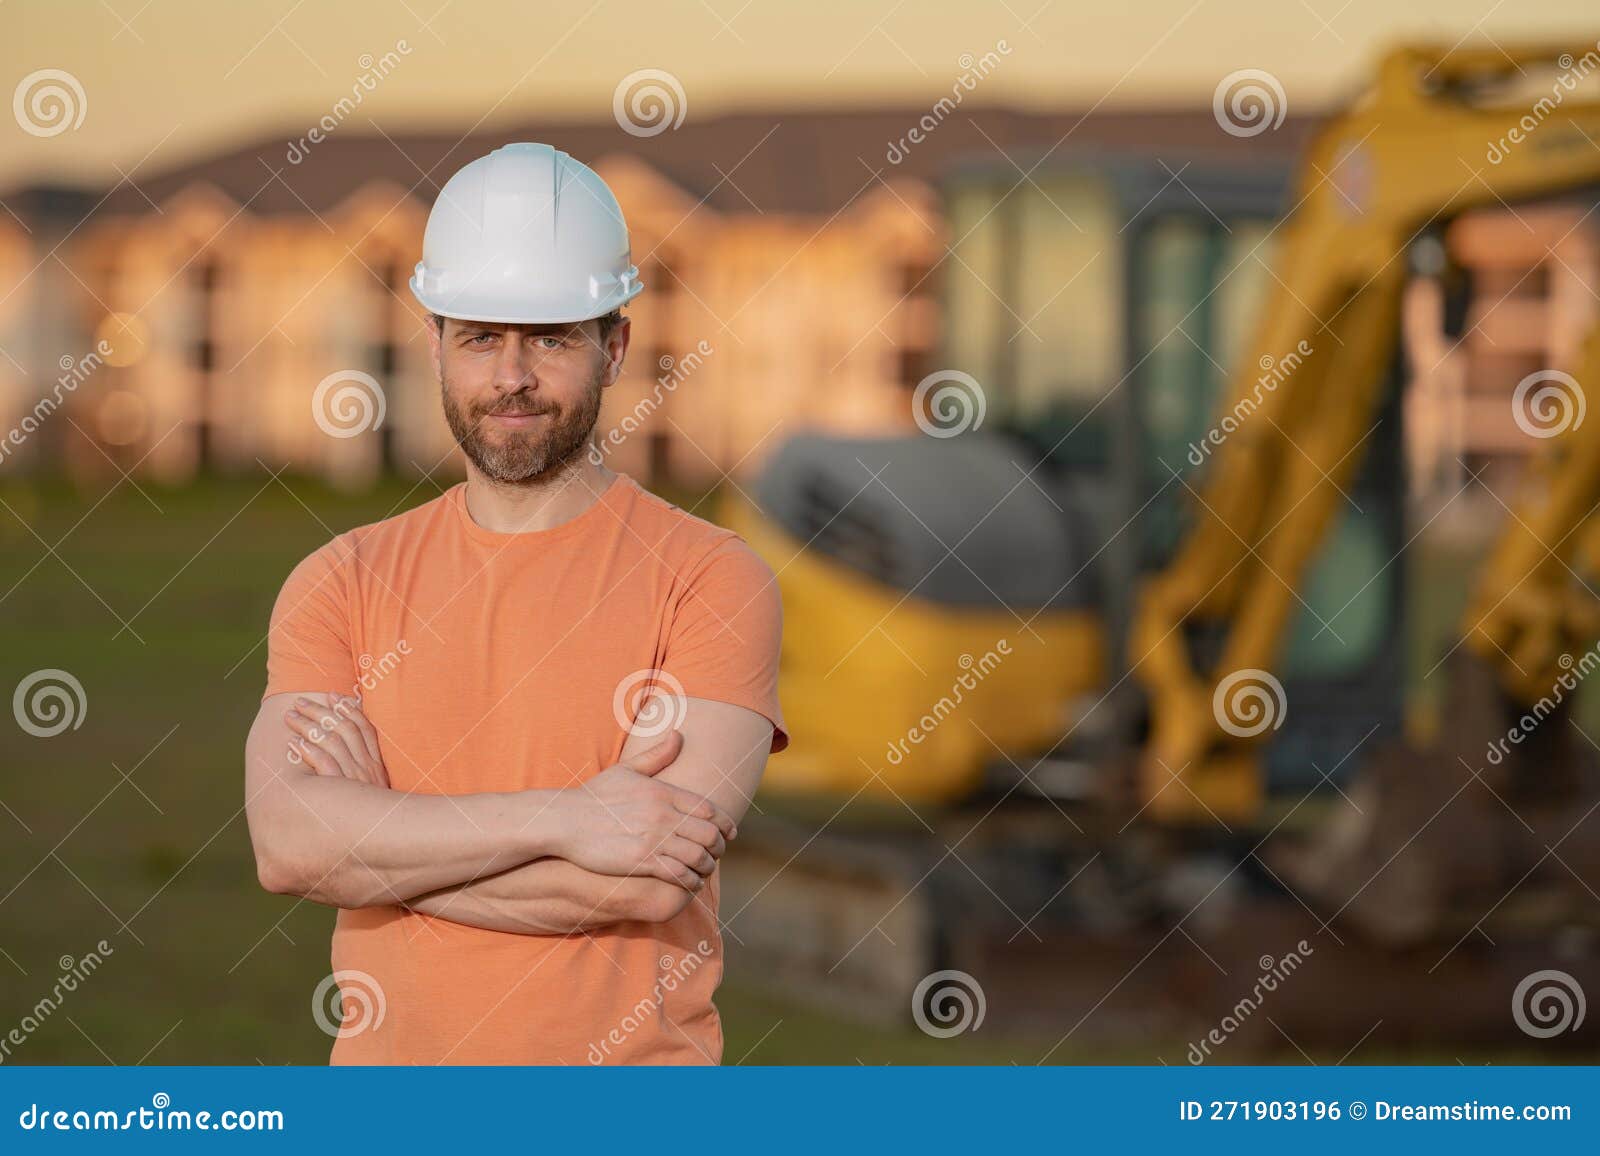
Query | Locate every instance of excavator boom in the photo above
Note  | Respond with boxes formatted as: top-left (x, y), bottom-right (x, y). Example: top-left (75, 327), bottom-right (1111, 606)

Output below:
top-left (1133, 43), bottom-right (1600, 820)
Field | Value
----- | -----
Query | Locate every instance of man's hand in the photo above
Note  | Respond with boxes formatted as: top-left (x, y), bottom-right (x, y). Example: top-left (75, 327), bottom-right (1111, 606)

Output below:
top-left (283, 697), bottom-right (735, 891)
top-left (386, 698), bottom-right (773, 936)
top-left (284, 695), bottom-right (389, 787)
top-left (550, 730), bottom-right (736, 891)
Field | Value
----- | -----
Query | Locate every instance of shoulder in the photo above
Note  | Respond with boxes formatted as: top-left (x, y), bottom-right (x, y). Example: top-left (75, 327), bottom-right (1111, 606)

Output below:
top-left (277, 489), bottom-right (453, 598)
top-left (616, 477), bottom-right (775, 587)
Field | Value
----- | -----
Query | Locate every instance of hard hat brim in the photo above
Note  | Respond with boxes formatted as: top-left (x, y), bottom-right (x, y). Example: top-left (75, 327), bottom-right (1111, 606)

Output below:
top-left (409, 274), bottom-right (642, 326)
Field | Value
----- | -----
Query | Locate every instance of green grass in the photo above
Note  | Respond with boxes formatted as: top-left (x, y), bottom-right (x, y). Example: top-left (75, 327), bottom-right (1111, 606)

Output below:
top-left (0, 472), bottom-right (1087, 1065)
top-left (0, 473), bottom-right (1577, 1066)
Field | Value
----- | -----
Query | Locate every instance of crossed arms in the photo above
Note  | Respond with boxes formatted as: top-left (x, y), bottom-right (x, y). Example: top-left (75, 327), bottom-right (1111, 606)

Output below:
top-left (243, 691), bottom-right (772, 935)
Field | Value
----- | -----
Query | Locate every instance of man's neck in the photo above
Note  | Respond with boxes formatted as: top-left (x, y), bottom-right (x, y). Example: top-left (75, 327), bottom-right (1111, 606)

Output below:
top-left (461, 456), bottom-right (617, 534)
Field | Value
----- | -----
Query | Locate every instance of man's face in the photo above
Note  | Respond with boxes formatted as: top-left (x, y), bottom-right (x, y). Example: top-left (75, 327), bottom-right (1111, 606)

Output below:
top-left (429, 317), bottom-right (625, 484)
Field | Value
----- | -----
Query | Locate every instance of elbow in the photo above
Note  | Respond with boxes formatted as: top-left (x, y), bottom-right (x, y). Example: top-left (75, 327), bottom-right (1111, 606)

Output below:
top-left (248, 809), bottom-right (314, 897)
top-left (246, 777), bottom-right (316, 897)
top-left (255, 851), bottom-right (356, 906)
top-left (249, 821), bottom-right (327, 900)
top-left (256, 860), bottom-right (297, 897)
top-left (253, 841), bottom-right (308, 897)
top-left (247, 795), bottom-right (348, 903)
top-left (625, 879), bottom-right (698, 924)
top-left (253, 839), bottom-right (384, 908)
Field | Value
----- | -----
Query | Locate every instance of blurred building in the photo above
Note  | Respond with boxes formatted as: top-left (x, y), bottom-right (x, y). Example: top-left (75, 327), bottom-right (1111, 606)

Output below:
top-left (1404, 204), bottom-right (1600, 502)
top-left (5, 105), bottom-right (1589, 498)
top-left (0, 107), bottom-right (1314, 491)
top-left (3, 107), bottom-right (1587, 499)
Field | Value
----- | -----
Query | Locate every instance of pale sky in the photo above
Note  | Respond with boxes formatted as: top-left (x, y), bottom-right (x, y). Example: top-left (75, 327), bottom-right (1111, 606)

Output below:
top-left (3, 0), bottom-right (1597, 189)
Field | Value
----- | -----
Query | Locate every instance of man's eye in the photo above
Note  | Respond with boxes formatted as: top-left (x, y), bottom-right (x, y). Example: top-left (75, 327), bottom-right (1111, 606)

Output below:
top-left (535, 337), bottom-right (565, 350)
top-left (467, 334), bottom-right (495, 346)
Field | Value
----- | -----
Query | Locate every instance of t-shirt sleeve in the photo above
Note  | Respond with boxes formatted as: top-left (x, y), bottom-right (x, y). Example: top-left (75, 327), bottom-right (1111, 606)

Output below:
top-left (664, 535), bottom-right (788, 753)
top-left (262, 537), bottom-right (359, 702)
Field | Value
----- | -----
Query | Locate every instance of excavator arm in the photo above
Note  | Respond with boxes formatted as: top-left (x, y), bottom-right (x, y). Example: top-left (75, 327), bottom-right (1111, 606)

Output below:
top-left (1464, 323), bottom-right (1600, 702)
top-left (1132, 43), bottom-right (1600, 822)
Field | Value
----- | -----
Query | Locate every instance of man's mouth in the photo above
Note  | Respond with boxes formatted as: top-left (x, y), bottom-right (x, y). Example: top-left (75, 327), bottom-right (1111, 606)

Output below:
top-left (484, 408), bottom-right (554, 425)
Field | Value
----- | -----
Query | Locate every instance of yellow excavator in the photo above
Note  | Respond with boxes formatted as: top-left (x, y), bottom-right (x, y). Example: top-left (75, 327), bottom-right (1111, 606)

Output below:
top-left (1135, 43), bottom-right (1600, 823)
top-left (722, 43), bottom-right (1600, 1041)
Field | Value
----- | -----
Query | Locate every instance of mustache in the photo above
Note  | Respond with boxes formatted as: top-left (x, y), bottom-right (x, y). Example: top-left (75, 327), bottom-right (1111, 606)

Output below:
top-left (478, 399), bottom-right (558, 418)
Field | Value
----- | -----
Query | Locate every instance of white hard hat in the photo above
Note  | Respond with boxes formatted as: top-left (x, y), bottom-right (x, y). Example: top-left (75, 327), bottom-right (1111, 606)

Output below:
top-left (409, 142), bottom-right (644, 324)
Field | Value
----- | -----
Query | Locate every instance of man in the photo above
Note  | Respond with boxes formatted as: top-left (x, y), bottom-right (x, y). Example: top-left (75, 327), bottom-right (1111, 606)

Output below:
top-left (243, 142), bottom-right (786, 1065)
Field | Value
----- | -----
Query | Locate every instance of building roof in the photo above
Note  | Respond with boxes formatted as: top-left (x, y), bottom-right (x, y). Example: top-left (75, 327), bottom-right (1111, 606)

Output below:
top-left (4, 105), bottom-right (1321, 229)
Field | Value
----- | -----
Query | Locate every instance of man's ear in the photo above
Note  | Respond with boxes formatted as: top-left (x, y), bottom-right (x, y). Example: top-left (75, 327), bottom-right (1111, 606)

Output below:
top-left (600, 316), bottom-right (631, 389)
top-left (424, 314), bottom-right (443, 371)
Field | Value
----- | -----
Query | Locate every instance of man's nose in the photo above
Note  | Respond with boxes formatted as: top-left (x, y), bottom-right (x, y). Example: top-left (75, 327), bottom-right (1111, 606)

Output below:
top-left (491, 338), bottom-right (539, 393)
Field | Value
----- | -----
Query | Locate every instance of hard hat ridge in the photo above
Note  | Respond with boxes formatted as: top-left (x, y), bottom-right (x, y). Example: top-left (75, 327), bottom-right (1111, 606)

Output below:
top-left (410, 142), bottom-right (643, 325)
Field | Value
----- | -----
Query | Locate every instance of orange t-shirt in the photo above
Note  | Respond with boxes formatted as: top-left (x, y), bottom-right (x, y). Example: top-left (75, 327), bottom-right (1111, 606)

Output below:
top-left (261, 473), bottom-right (786, 1065)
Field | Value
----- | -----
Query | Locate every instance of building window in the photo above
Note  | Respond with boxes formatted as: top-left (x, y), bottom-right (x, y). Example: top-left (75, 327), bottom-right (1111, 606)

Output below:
top-left (191, 257), bottom-right (220, 469)
top-left (647, 429), bottom-right (672, 486)
top-left (367, 259), bottom-right (405, 473)
top-left (897, 345), bottom-right (931, 388)
top-left (896, 256), bottom-right (936, 388)
top-left (900, 256), bottom-right (936, 299)
top-left (644, 256), bottom-right (678, 372)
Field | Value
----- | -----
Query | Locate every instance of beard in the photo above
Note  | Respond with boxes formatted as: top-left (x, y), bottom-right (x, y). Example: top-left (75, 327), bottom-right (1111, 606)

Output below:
top-left (441, 367), bottom-right (605, 485)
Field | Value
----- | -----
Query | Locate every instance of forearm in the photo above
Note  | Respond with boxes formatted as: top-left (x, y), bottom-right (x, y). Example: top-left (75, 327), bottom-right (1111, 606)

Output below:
top-left (248, 759), bottom-right (567, 908)
top-left (246, 692), bottom-right (739, 915)
top-left (403, 858), bottom-right (696, 935)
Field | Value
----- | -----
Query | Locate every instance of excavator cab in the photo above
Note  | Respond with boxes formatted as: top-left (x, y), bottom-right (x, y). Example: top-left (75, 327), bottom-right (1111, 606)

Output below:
top-left (731, 153), bottom-right (1407, 816)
